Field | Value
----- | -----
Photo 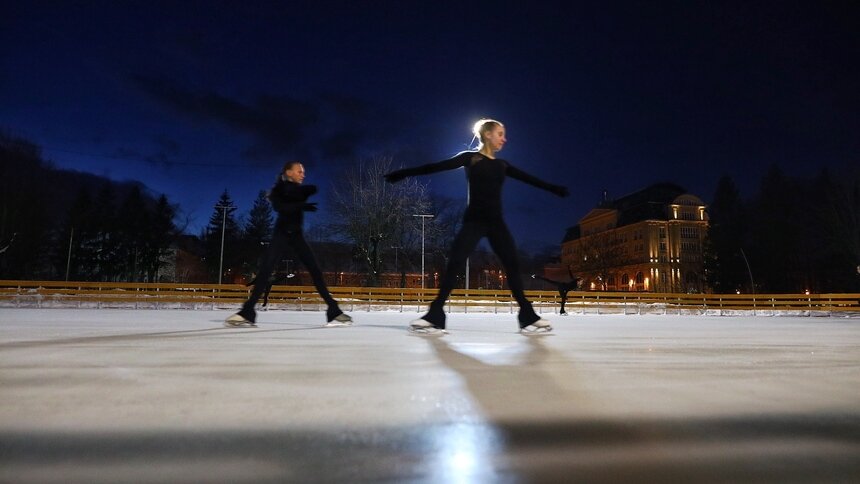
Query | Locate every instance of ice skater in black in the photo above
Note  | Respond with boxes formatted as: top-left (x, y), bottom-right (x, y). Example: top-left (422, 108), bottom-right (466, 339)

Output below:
top-left (246, 272), bottom-right (294, 308)
top-left (226, 161), bottom-right (352, 327)
top-left (532, 269), bottom-right (580, 315)
top-left (384, 119), bottom-right (569, 334)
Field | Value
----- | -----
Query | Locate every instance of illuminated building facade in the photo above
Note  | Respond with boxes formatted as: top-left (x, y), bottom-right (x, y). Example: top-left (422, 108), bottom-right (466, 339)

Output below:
top-left (560, 183), bottom-right (709, 293)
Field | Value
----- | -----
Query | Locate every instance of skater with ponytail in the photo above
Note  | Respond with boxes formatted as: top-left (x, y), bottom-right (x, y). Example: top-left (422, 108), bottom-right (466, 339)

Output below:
top-left (384, 119), bottom-right (569, 334)
top-left (226, 161), bottom-right (352, 328)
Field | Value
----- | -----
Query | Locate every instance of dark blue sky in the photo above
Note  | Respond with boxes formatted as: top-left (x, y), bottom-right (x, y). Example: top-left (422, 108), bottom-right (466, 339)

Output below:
top-left (2, 1), bottom-right (857, 250)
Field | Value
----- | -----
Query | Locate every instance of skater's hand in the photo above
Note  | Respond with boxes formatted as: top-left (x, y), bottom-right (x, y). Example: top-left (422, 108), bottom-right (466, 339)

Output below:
top-left (384, 171), bottom-right (405, 183)
top-left (302, 202), bottom-right (318, 212)
top-left (550, 185), bottom-right (570, 197)
top-left (301, 185), bottom-right (318, 197)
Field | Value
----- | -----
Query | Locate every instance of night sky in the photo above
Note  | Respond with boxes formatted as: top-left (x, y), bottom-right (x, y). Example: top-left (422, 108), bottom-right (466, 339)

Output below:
top-left (2, 1), bottom-right (857, 250)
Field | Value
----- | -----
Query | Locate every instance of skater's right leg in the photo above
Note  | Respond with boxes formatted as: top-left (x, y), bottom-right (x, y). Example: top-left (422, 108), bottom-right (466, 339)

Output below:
top-left (487, 222), bottom-right (547, 329)
top-left (289, 232), bottom-right (352, 325)
top-left (417, 221), bottom-right (484, 329)
top-left (227, 234), bottom-right (289, 326)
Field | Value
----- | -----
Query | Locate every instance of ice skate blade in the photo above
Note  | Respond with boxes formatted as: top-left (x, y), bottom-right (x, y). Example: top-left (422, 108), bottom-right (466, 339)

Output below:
top-left (409, 327), bottom-right (448, 336)
top-left (325, 314), bottom-right (353, 327)
top-left (224, 315), bottom-right (257, 328)
top-left (520, 325), bottom-right (552, 335)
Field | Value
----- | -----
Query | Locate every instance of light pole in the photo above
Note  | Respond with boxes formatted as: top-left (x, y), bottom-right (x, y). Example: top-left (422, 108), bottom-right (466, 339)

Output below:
top-left (390, 246), bottom-right (401, 287)
top-left (65, 227), bottom-right (74, 281)
top-left (214, 202), bottom-right (236, 284)
top-left (465, 185), bottom-right (470, 290)
top-left (413, 214), bottom-right (434, 288)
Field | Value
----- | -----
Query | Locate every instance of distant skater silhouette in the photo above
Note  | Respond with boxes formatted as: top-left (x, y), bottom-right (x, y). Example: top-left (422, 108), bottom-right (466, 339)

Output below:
top-left (246, 272), bottom-right (295, 308)
top-left (532, 269), bottom-right (580, 315)
top-left (226, 161), bottom-right (352, 327)
top-left (384, 118), bottom-right (569, 335)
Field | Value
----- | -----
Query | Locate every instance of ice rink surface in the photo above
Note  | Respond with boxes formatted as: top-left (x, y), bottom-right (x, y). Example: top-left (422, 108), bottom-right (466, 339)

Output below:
top-left (1, 308), bottom-right (859, 483)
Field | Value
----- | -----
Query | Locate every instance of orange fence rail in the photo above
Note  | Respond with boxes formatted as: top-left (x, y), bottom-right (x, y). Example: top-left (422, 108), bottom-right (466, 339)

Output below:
top-left (1, 280), bottom-right (858, 316)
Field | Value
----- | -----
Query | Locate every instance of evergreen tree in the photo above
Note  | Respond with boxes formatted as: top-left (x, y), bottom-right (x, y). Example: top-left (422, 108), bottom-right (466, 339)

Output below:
top-left (812, 169), bottom-right (860, 291)
top-left (243, 190), bottom-right (274, 274)
top-left (204, 190), bottom-right (241, 282)
top-left (704, 176), bottom-right (750, 293)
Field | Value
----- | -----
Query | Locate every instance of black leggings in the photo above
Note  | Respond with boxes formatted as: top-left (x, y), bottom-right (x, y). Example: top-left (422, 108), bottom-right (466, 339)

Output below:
top-left (243, 231), bottom-right (341, 317)
top-left (424, 217), bottom-right (539, 328)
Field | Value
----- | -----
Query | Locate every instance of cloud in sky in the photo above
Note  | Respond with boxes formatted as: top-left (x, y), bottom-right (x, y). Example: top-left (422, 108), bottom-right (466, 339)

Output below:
top-left (129, 74), bottom-right (405, 167)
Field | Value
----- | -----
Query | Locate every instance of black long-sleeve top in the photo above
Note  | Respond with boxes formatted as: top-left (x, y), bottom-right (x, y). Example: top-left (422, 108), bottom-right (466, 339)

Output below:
top-left (386, 151), bottom-right (566, 221)
top-left (268, 177), bottom-right (317, 233)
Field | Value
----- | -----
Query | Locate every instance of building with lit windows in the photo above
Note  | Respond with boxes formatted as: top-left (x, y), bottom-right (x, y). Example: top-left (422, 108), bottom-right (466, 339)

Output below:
top-left (560, 183), bottom-right (709, 293)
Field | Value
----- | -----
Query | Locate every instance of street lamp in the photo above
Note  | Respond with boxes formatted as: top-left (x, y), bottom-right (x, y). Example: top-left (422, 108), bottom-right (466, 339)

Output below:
top-left (390, 246), bottom-right (402, 287)
top-left (214, 202), bottom-right (236, 284)
top-left (412, 214), bottom-right (434, 288)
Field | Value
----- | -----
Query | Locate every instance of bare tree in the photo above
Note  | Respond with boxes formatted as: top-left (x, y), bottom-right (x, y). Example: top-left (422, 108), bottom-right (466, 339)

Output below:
top-left (577, 231), bottom-right (625, 290)
top-left (328, 156), bottom-right (433, 286)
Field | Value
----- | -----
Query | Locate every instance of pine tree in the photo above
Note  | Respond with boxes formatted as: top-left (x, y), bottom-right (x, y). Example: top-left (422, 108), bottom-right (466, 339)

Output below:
top-left (204, 190), bottom-right (241, 282)
top-left (243, 190), bottom-right (274, 274)
top-left (704, 176), bottom-right (749, 293)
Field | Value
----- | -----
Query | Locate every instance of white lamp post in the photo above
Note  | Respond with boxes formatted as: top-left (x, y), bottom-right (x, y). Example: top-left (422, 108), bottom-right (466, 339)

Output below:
top-left (214, 202), bottom-right (236, 284)
top-left (412, 214), bottom-right (434, 288)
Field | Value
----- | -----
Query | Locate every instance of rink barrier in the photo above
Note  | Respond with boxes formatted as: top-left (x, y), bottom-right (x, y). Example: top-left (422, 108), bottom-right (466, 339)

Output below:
top-left (0, 280), bottom-right (858, 316)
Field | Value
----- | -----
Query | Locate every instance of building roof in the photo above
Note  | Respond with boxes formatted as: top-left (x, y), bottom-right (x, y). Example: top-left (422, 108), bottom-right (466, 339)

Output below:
top-left (562, 182), bottom-right (689, 242)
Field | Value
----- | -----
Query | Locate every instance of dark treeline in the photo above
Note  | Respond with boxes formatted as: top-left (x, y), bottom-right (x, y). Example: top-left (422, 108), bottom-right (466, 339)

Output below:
top-left (705, 165), bottom-right (860, 293)
top-left (0, 134), bottom-right (554, 287)
top-left (4, 133), bottom-right (858, 291)
top-left (1, 133), bottom-right (179, 281)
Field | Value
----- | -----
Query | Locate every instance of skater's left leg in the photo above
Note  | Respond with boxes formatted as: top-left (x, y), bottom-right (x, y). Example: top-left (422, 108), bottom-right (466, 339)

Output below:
top-left (418, 220), bottom-right (484, 329)
top-left (262, 283), bottom-right (272, 307)
top-left (559, 291), bottom-right (568, 315)
top-left (288, 232), bottom-right (350, 323)
top-left (229, 234), bottom-right (289, 325)
top-left (487, 222), bottom-right (542, 327)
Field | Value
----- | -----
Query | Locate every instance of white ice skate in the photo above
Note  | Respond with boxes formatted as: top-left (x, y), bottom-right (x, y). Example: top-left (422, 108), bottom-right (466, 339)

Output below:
top-left (520, 319), bottom-right (552, 335)
top-left (324, 313), bottom-right (353, 327)
top-left (224, 313), bottom-right (257, 328)
top-left (409, 318), bottom-right (447, 336)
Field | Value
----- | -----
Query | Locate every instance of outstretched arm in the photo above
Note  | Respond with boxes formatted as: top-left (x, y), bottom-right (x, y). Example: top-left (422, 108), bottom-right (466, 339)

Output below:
top-left (532, 274), bottom-right (563, 286)
top-left (269, 184), bottom-right (318, 214)
top-left (384, 153), bottom-right (468, 182)
top-left (506, 163), bottom-right (569, 197)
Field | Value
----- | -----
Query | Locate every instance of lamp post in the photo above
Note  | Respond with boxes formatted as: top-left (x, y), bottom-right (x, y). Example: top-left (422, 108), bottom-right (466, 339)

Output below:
top-left (390, 246), bottom-right (401, 287)
top-left (412, 214), bottom-right (434, 288)
top-left (214, 202), bottom-right (236, 284)
top-left (65, 227), bottom-right (74, 281)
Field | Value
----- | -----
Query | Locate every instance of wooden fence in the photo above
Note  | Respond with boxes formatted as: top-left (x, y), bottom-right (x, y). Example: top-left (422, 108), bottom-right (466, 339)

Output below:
top-left (1, 280), bottom-right (858, 316)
